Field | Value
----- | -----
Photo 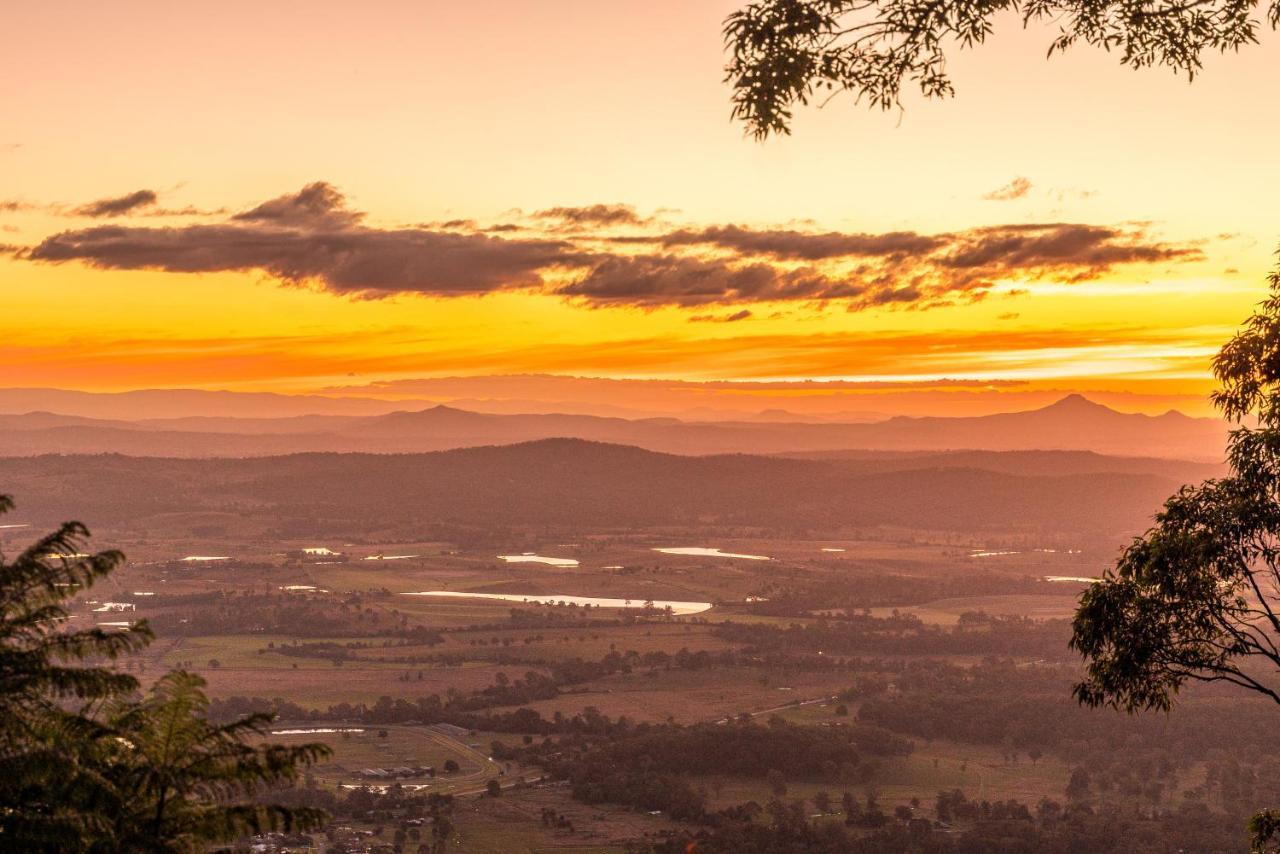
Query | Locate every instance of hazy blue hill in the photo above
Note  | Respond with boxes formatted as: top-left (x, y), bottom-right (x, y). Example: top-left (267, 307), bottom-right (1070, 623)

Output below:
top-left (0, 396), bottom-right (1229, 460)
top-left (783, 448), bottom-right (1224, 480)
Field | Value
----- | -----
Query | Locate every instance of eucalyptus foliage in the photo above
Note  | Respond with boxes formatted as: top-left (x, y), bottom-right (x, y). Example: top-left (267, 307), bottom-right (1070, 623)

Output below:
top-left (724, 0), bottom-right (1280, 137)
top-left (1070, 262), bottom-right (1280, 850)
top-left (1072, 263), bottom-right (1280, 712)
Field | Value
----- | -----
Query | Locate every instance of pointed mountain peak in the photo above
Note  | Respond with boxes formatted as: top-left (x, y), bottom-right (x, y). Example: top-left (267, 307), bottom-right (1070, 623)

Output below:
top-left (1044, 394), bottom-right (1112, 413)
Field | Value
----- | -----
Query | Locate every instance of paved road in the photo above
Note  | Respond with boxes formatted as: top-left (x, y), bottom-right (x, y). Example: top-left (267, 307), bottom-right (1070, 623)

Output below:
top-left (422, 727), bottom-right (507, 795)
top-left (715, 693), bottom-right (837, 724)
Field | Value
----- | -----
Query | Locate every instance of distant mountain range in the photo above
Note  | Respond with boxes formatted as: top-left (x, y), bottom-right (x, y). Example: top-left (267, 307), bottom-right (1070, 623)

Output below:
top-left (0, 440), bottom-right (1218, 539)
top-left (0, 394), bottom-right (1229, 460)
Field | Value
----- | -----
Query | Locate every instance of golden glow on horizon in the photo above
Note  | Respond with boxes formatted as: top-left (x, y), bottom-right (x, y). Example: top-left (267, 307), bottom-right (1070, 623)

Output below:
top-left (2, 1), bottom-right (1277, 417)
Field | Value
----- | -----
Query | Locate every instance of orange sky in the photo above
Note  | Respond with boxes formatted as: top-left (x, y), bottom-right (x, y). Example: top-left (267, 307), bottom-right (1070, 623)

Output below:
top-left (2, 0), bottom-right (1277, 417)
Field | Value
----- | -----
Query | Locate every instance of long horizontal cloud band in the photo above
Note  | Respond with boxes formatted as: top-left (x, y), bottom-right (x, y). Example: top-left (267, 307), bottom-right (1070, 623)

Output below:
top-left (28, 224), bottom-right (579, 294)
top-left (18, 182), bottom-right (1202, 309)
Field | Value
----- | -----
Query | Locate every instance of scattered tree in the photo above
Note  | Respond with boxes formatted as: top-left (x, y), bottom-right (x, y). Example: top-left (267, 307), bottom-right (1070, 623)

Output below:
top-left (766, 768), bottom-right (788, 796)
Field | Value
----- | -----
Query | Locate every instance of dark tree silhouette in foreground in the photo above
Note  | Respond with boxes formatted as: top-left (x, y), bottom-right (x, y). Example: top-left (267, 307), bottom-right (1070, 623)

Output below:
top-left (0, 495), bottom-right (329, 851)
top-left (97, 670), bottom-right (330, 850)
top-left (724, 0), bottom-right (1279, 137)
top-left (0, 497), bottom-right (153, 847)
top-left (1070, 258), bottom-right (1280, 850)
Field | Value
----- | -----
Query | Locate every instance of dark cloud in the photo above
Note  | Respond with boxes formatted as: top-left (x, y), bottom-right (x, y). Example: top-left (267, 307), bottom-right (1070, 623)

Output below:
top-left (0, 200), bottom-right (35, 213)
top-left (74, 189), bottom-right (158, 218)
top-left (231, 181), bottom-right (360, 228)
top-left (982, 177), bottom-right (1033, 201)
top-left (556, 254), bottom-right (870, 308)
top-left (27, 184), bottom-right (585, 296)
top-left (28, 224), bottom-right (580, 296)
top-left (560, 222), bottom-right (1197, 308)
top-left (938, 223), bottom-right (1197, 275)
top-left (17, 183), bottom-right (1205, 310)
top-left (534, 204), bottom-right (647, 227)
top-left (660, 224), bottom-right (944, 260)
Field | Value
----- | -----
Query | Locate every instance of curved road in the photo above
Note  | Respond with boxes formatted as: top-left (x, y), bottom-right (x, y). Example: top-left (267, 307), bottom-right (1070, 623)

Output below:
top-left (275, 722), bottom-right (505, 796)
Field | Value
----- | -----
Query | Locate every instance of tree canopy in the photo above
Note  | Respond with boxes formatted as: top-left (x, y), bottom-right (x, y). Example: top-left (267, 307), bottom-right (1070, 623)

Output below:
top-left (724, 0), bottom-right (1280, 137)
top-left (1070, 260), bottom-right (1280, 850)
top-left (1071, 260), bottom-right (1280, 713)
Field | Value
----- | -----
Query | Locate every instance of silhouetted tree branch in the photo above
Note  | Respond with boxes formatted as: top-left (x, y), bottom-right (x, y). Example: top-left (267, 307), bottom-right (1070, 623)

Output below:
top-left (1070, 256), bottom-right (1280, 850)
top-left (724, 0), bottom-right (1279, 137)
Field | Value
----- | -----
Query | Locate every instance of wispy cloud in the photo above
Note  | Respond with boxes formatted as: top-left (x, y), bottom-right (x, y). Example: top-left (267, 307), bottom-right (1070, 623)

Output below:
top-left (659, 225), bottom-right (943, 259)
top-left (982, 177), bottom-right (1032, 201)
top-left (690, 309), bottom-right (753, 323)
top-left (533, 203), bottom-right (648, 227)
top-left (73, 189), bottom-right (158, 218)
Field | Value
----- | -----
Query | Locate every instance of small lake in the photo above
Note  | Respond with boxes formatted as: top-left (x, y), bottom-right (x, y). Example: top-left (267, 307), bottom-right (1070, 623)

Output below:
top-left (401, 590), bottom-right (712, 615)
top-left (180, 555), bottom-right (230, 562)
top-left (969, 550), bottom-right (1020, 558)
top-left (653, 547), bottom-right (771, 561)
top-left (272, 727), bottom-right (365, 735)
top-left (498, 554), bottom-right (579, 567)
top-left (362, 554), bottom-right (418, 561)
top-left (1044, 575), bottom-right (1100, 583)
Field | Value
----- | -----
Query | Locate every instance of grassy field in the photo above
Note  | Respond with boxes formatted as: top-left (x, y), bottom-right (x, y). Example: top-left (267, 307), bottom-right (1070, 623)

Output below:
top-left (270, 724), bottom-right (503, 795)
top-left (869, 593), bottom-right (1082, 625)
top-left (690, 738), bottom-right (1072, 814)
top-left (448, 786), bottom-right (678, 853)
top-left (159, 646), bottom-right (536, 707)
top-left (73, 530), bottom-right (1124, 851)
top-left (512, 666), bottom-right (849, 724)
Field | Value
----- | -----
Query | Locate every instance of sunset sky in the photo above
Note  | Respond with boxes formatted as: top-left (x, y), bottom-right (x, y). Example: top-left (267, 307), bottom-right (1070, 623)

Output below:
top-left (3, 0), bottom-right (1278, 417)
